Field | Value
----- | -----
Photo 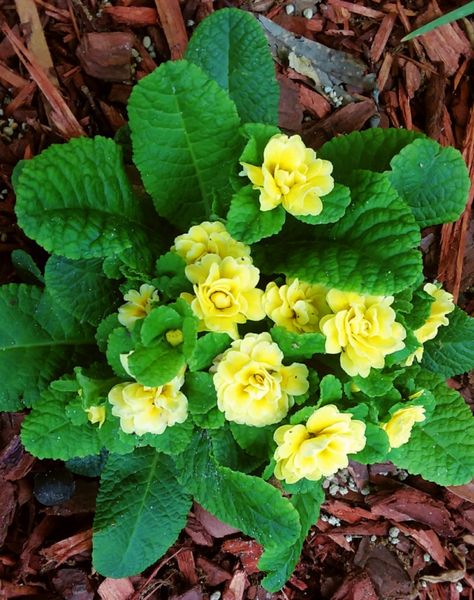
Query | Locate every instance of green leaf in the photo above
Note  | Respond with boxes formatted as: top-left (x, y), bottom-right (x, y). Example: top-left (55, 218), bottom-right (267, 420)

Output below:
top-left (230, 422), bottom-right (274, 458)
top-left (255, 171), bottom-right (422, 295)
top-left (270, 326), bottom-right (326, 361)
top-left (319, 375), bottom-right (342, 404)
top-left (239, 123), bottom-right (281, 165)
top-left (295, 183), bottom-right (351, 225)
top-left (66, 450), bottom-right (108, 478)
top-left (128, 342), bottom-right (185, 387)
top-left (106, 326), bottom-right (134, 378)
top-left (351, 369), bottom-right (401, 398)
top-left (140, 306), bottom-right (181, 346)
top-left (15, 136), bottom-right (152, 260)
top-left (210, 427), bottom-right (264, 473)
top-left (44, 256), bottom-right (119, 326)
top-left (137, 419), bottom-right (194, 455)
top-left (227, 185), bottom-right (286, 244)
top-left (186, 8), bottom-right (279, 124)
top-left (93, 449), bottom-right (192, 578)
top-left (389, 138), bottom-right (470, 227)
top-left (128, 60), bottom-right (241, 229)
top-left (401, 2), bottom-right (474, 41)
top-left (188, 332), bottom-right (232, 372)
top-left (21, 387), bottom-right (101, 459)
top-left (351, 423), bottom-right (390, 464)
top-left (259, 486), bottom-right (324, 592)
top-left (318, 128), bottom-right (423, 184)
top-left (403, 288), bottom-right (434, 331)
top-left (96, 314), bottom-right (120, 354)
top-left (177, 432), bottom-right (301, 550)
top-left (11, 249), bottom-right (44, 285)
top-left (154, 252), bottom-right (191, 299)
top-left (183, 371), bottom-right (218, 414)
top-left (389, 371), bottom-right (474, 485)
top-left (0, 285), bottom-right (96, 410)
top-left (422, 306), bottom-right (474, 377)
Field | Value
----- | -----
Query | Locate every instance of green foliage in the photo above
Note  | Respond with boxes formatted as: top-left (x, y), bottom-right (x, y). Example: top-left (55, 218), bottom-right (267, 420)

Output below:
top-left (128, 60), bottom-right (241, 229)
top-left (183, 371), bottom-right (224, 429)
top-left (319, 375), bottom-right (342, 404)
top-left (295, 183), bottom-right (351, 225)
top-left (389, 139), bottom-right (470, 227)
top-left (270, 326), bottom-right (325, 360)
top-left (15, 137), bottom-right (152, 260)
top-left (255, 171), bottom-right (422, 295)
top-left (186, 8), bottom-right (279, 124)
top-left (0, 285), bottom-right (95, 410)
top-left (422, 306), bottom-right (474, 377)
top-left (390, 371), bottom-right (474, 485)
top-left (93, 449), bottom-right (192, 577)
top-left (154, 252), bottom-right (191, 299)
top-left (188, 332), bottom-right (232, 371)
top-left (402, 2), bottom-right (474, 41)
top-left (352, 423), bottom-right (390, 464)
top-left (11, 249), bottom-right (44, 285)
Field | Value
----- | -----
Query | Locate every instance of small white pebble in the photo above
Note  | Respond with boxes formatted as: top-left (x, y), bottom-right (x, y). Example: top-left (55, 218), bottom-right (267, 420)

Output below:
top-left (456, 582), bottom-right (463, 592)
top-left (329, 484), bottom-right (340, 496)
top-left (370, 535), bottom-right (377, 542)
top-left (389, 527), bottom-right (400, 538)
top-left (210, 592), bottom-right (221, 600)
top-left (143, 36), bottom-right (152, 48)
top-left (339, 487), bottom-right (349, 496)
top-left (423, 553), bottom-right (431, 562)
top-left (285, 3), bottom-right (295, 15)
top-left (421, 581), bottom-right (427, 588)
top-left (186, 19), bottom-right (195, 27)
top-left (324, 85), bottom-right (332, 94)
top-left (0, 109), bottom-right (4, 116)
top-left (322, 478), bottom-right (331, 489)
top-left (361, 487), bottom-right (370, 496)
top-left (303, 7), bottom-right (313, 19)
top-left (321, 514), bottom-right (328, 522)
top-left (3, 126), bottom-right (14, 136)
top-left (345, 535), bottom-right (352, 542)
top-left (131, 48), bottom-right (140, 58)
top-left (390, 537), bottom-right (399, 545)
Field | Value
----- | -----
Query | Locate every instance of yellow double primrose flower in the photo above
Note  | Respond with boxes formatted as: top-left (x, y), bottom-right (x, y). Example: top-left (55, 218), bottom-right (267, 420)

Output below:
top-left (405, 283), bottom-right (455, 366)
top-left (263, 278), bottom-right (330, 334)
top-left (320, 289), bottom-right (406, 378)
top-left (182, 254), bottom-right (265, 340)
top-left (382, 405), bottom-right (426, 449)
top-left (273, 405), bottom-right (366, 484)
top-left (240, 134), bottom-right (334, 217)
top-left (108, 370), bottom-right (188, 436)
top-left (213, 332), bottom-right (309, 427)
top-left (118, 283), bottom-right (160, 330)
top-left (173, 221), bottom-right (251, 266)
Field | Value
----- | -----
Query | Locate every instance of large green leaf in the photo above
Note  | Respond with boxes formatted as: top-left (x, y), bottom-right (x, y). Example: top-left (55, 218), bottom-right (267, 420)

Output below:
top-left (0, 285), bottom-right (96, 410)
top-left (186, 8), bottom-right (279, 124)
top-left (93, 449), bottom-right (192, 577)
top-left (44, 256), bottom-right (120, 326)
top-left (390, 371), bottom-right (474, 485)
top-left (176, 432), bottom-right (301, 551)
top-left (318, 128), bottom-right (423, 183)
top-left (389, 138), bottom-right (470, 227)
top-left (128, 60), bottom-right (241, 229)
top-left (21, 387), bottom-right (101, 460)
top-left (254, 171), bottom-right (422, 295)
top-left (422, 306), bottom-right (474, 377)
top-left (15, 136), bottom-right (152, 260)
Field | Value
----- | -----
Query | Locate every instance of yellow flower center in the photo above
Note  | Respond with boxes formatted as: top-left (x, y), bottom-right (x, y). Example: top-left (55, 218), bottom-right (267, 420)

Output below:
top-left (165, 329), bottom-right (184, 347)
top-left (211, 290), bottom-right (233, 309)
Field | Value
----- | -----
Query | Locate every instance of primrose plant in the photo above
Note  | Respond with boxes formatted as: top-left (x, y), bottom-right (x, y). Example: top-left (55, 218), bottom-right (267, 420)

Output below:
top-left (2, 8), bottom-right (474, 592)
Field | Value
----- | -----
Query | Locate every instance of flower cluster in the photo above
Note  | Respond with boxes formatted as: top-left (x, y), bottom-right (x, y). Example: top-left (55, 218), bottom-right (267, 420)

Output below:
top-left (273, 405), bottom-right (366, 484)
top-left (118, 284), bottom-right (160, 330)
top-left (213, 332), bottom-right (309, 426)
top-left (240, 134), bottom-right (334, 216)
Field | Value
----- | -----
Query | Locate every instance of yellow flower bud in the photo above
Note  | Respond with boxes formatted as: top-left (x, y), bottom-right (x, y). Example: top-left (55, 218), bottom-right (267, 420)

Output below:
top-left (166, 329), bottom-right (184, 347)
top-left (181, 255), bottom-right (265, 340)
top-left (405, 283), bottom-right (455, 366)
top-left (213, 332), bottom-right (309, 427)
top-left (273, 405), bottom-right (366, 484)
top-left (319, 289), bottom-right (406, 378)
top-left (263, 278), bottom-right (330, 333)
top-left (85, 405), bottom-right (106, 428)
top-left (240, 134), bottom-right (334, 217)
top-left (118, 284), bottom-right (160, 330)
top-left (172, 221), bottom-right (251, 265)
top-left (108, 372), bottom-right (187, 436)
top-left (381, 405), bottom-right (426, 449)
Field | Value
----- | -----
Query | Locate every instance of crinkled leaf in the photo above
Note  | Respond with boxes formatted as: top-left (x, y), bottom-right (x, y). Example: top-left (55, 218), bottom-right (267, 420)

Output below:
top-left (230, 422), bottom-right (274, 458)
top-left (422, 307), bottom-right (474, 377)
top-left (188, 332), bottom-right (232, 372)
top-left (186, 8), bottom-right (279, 124)
top-left (239, 123), bottom-right (281, 165)
top-left (319, 374), bottom-right (342, 404)
top-left (21, 387), bottom-right (101, 460)
top-left (351, 423), bottom-right (390, 464)
top-left (270, 326), bottom-right (326, 361)
top-left (255, 171), bottom-right (422, 295)
top-left (128, 60), bottom-right (241, 229)
top-left (128, 342), bottom-right (185, 387)
top-left (106, 326), bottom-right (134, 378)
top-left (15, 136), bottom-right (152, 260)
top-left (227, 185), bottom-right (286, 244)
top-left (137, 419), bottom-right (194, 455)
top-left (154, 252), bottom-right (191, 299)
top-left (0, 285), bottom-right (96, 410)
top-left (93, 449), bottom-right (192, 577)
top-left (11, 249), bottom-right (44, 285)
top-left (45, 256), bottom-right (119, 326)
top-left (176, 431), bottom-right (301, 550)
top-left (318, 128), bottom-right (423, 184)
top-left (295, 183), bottom-right (351, 225)
top-left (389, 371), bottom-right (474, 485)
top-left (389, 138), bottom-right (470, 227)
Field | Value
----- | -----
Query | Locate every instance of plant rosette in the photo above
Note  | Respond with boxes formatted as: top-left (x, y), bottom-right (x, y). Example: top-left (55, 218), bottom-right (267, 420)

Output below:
top-left (2, 8), bottom-right (474, 593)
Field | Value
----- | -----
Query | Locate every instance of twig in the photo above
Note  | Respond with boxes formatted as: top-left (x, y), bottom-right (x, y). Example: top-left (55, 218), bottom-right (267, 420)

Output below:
top-left (154, 0), bottom-right (188, 59)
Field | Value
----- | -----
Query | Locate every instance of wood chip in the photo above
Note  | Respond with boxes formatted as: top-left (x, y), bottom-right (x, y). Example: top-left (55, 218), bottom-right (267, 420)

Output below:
top-left (176, 549), bottom-right (198, 586)
top-left (327, 0), bottom-right (384, 19)
top-left (370, 13), bottom-right (397, 64)
top-left (0, 61), bottom-right (28, 88)
top-left (0, 481), bottom-right (16, 546)
top-left (40, 529), bottom-right (92, 567)
top-left (98, 577), bottom-right (134, 600)
top-left (194, 504), bottom-right (240, 538)
top-left (376, 52), bottom-right (393, 91)
top-left (298, 84), bottom-right (331, 118)
top-left (76, 32), bottom-right (134, 82)
top-left (154, 0), bottom-right (187, 59)
top-left (223, 570), bottom-right (248, 600)
top-left (196, 557), bottom-right (232, 586)
top-left (102, 6), bottom-right (158, 26)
